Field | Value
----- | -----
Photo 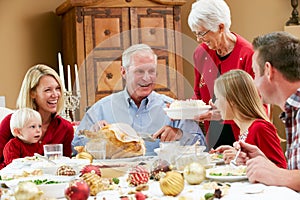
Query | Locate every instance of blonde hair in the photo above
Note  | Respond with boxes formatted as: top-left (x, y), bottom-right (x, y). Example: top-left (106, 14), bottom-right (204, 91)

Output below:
top-left (16, 64), bottom-right (65, 114)
top-left (214, 69), bottom-right (269, 122)
top-left (10, 108), bottom-right (42, 137)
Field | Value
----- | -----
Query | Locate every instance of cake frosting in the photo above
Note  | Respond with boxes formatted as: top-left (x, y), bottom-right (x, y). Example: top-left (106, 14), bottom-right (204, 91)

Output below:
top-left (169, 99), bottom-right (206, 109)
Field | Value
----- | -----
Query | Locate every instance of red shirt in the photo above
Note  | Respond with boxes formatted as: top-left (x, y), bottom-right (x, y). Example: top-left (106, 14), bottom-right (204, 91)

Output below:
top-left (3, 138), bottom-right (44, 166)
top-left (0, 114), bottom-right (74, 169)
top-left (192, 33), bottom-right (254, 141)
top-left (243, 119), bottom-right (287, 169)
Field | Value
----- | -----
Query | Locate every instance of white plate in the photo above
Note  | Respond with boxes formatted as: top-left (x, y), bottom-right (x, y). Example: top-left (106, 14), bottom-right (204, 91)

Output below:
top-left (38, 182), bottom-right (69, 199)
top-left (206, 165), bottom-right (248, 182)
top-left (210, 153), bottom-right (224, 164)
top-left (164, 106), bottom-right (211, 119)
top-left (1, 175), bottom-right (73, 189)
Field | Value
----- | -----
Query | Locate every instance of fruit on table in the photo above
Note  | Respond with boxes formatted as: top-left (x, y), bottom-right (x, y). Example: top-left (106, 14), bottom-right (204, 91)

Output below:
top-left (65, 179), bottom-right (90, 200)
top-left (183, 162), bottom-right (205, 185)
top-left (76, 152), bottom-right (93, 163)
top-left (159, 171), bottom-right (184, 196)
top-left (135, 191), bottom-right (147, 200)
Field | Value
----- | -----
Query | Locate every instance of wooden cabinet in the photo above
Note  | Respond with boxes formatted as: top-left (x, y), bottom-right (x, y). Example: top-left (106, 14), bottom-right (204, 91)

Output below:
top-left (56, 0), bottom-right (186, 118)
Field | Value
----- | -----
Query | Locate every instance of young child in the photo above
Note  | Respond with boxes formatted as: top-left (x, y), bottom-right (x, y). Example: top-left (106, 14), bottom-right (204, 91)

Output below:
top-left (3, 108), bottom-right (43, 166)
top-left (211, 69), bottom-right (287, 168)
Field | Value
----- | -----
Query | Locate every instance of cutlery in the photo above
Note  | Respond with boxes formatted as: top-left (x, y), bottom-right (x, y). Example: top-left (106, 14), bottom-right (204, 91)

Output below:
top-left (230, 148), bottom-right (241, 167)
top-left (34, 153), bottom-right (56, 165)
top-left (139, 133), bottom-right (156, 142)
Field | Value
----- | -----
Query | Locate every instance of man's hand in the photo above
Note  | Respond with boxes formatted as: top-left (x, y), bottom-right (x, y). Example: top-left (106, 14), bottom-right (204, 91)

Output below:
top-left (90, 120), bottom-right (109, 131)
top-left (246, 155), bottom-right (281, 185)
top-left (235, 141), bottom-right (266, 165)
top-left (152, 126), bottom-right (182, 142)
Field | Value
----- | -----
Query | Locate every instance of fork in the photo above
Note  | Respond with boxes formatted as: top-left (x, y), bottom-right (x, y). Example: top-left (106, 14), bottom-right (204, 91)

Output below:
top-left (230, 148), bottom-right (241, 167)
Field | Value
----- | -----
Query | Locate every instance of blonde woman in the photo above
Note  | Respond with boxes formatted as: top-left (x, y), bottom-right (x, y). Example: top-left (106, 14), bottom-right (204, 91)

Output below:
top-left (211, 69), bottom-right (286, 168)
top-left (0, 64), bottom-right (74, 169)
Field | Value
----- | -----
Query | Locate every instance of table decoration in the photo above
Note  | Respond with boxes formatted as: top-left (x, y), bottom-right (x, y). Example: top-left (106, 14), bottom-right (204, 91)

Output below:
top-left (58, 52), bottom-right (81, 121)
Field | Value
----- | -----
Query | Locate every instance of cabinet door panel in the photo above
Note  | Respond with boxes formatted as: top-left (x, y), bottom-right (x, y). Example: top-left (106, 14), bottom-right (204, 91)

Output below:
top-left (131, 7), bottom-right (178, 98)
top-left (82, 7), bottom-right (130, 107)
top-left (83, 7), bottom-right (130, 52)
top-left (96, 60), bottom-right (123, 96)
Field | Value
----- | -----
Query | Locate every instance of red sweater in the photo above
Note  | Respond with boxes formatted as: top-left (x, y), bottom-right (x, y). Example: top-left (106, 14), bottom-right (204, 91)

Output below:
top-left (0, 114), bottom-right (74, 169)
top-left (193, 33), bottom-right (254, 140)
top-left (245, 119), bottom-right (287, 169)
top-left (3, 138), bottom-right (44, 166)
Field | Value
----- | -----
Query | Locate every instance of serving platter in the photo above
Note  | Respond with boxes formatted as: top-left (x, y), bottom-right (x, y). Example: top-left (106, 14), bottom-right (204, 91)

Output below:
top-left (1, 175), bottom-right (73, 199)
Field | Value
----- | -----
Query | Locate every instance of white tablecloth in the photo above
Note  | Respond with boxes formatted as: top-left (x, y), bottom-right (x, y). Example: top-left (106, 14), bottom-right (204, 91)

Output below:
top-left (1, 157), bottom-right (299, 200)
top-left (94, 177), bottom-right (300, 200)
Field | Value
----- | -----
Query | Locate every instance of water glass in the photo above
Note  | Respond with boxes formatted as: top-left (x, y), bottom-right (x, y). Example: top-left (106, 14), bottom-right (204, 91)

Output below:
top-left (43, 144), bottom-right (63, 160)
top-left (85, 140), bottom-right (106, 160)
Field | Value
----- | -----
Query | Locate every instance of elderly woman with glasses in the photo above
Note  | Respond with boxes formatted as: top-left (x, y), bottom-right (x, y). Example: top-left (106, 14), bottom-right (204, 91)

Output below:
top-left (188, 0), bottom-right (255, 150)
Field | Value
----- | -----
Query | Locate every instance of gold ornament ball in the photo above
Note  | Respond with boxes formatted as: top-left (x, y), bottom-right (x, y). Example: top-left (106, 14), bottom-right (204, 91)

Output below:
top-left (159, 171), bottom-right (184, 196)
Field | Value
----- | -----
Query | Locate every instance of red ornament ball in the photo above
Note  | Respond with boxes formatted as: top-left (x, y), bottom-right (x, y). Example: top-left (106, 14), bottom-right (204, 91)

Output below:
top-left (65, 179), bottom-right (90, 200)
top-left (80, 164), bottom-right (102, 177)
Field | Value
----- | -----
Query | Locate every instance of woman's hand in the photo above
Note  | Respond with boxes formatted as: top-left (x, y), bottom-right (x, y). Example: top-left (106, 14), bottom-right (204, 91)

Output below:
top-left (194, 100), bottom-right (222, 122)
top-left (212, 145), bottom-right (236, 164)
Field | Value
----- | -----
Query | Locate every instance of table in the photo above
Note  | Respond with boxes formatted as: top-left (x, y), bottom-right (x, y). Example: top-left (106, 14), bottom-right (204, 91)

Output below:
top-left (1, 157), bottom-right (300, 200)
top-left (94, 177), bottom-right (300, 200)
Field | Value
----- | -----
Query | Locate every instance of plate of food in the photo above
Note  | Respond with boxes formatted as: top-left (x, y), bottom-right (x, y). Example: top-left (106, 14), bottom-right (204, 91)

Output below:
top-left (164, 99), bottom-right (211, 119)
top-left (206, 165), bottom-right (247, 182)
top-left (210, 153), bottom-right (224, 164)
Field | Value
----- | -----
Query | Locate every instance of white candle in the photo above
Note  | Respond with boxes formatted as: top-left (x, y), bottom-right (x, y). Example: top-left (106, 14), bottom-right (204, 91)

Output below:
top-left (58, 52), bottom-right (65, 90)
top-left (74, 64), bottom-right (80, 96)
top-left (67, 65), bottom-right (72, 92)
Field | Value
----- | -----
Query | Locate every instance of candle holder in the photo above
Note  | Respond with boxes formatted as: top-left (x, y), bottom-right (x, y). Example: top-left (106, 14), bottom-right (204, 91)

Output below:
top-left (61, 91), bottom-right (81, 122)
top-left (286, 0), bottom-right (300, 25)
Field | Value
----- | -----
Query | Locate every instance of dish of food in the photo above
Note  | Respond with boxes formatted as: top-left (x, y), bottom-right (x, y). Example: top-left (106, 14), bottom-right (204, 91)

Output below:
top-left (164, 106), bottom-right (211, 120)
top-left (210, 153), bottom-right (224, 164)
top-left (206, 165), bottom-right (247, 182)
top-left (164, 99), bottom-right (211, 120)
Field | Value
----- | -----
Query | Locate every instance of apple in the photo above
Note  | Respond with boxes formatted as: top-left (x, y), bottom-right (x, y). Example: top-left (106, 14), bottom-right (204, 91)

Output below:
top-left (65, 180), bottom-right (90, 200)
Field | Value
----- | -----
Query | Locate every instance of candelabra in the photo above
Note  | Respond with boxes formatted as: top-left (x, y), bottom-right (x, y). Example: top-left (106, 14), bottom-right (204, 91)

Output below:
top-left (61, 91), bottom-right (81, 122)
top-left (286, 0), bottom-right (300, 25)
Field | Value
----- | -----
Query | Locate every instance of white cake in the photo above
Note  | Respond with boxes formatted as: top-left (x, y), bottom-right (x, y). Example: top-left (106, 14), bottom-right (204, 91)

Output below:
top-left (169, 99), bottom-right (206, 109)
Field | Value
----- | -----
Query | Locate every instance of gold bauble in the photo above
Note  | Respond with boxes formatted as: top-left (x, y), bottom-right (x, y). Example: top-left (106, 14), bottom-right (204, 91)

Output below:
top-left (81, 172), bottom-right (104, 196)
top-left (159, 171), bottom-right (184, 196)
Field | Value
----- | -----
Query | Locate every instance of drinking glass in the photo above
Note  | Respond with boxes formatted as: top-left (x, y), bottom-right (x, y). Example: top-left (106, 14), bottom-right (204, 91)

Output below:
top-left (85, 140), bottom-right (106, 160)
top-left (43, 144), bottom-right (63, 160)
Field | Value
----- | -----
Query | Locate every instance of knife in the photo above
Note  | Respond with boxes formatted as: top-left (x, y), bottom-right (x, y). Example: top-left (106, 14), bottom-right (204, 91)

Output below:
top-left (139, 133), bottom-right (156, 142)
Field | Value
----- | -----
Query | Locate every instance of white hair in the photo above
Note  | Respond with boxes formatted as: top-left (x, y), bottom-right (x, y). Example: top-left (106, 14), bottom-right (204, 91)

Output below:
top-left (188, 0), bottom-right (231, 33)
top-left (10, 108), bottom-right (42, 136)
top-left (122, 44), bottom-right (157, 69)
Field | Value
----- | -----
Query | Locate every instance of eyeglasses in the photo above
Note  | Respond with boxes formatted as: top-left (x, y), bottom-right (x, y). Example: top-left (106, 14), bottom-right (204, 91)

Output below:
top-left (194, 30), bottom-right (210, 38)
